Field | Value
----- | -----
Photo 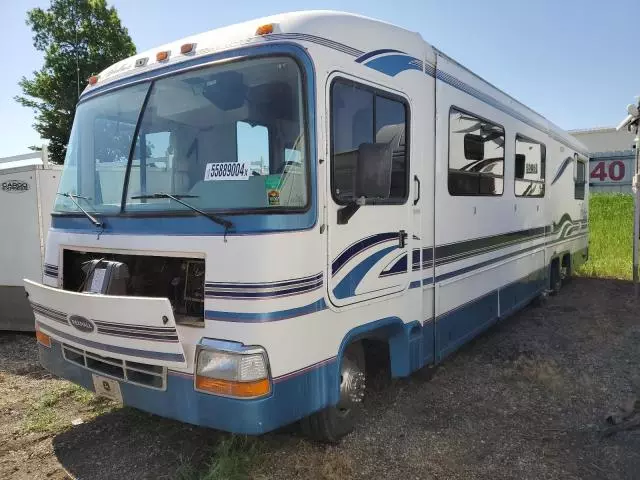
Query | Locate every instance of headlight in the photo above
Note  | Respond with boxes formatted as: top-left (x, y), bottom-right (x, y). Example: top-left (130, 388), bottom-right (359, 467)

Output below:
top-left (195, 345), bottom-right (271, 398)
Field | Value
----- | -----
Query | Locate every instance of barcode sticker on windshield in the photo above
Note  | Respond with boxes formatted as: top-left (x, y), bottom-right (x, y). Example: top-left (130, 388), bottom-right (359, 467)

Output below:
top-left (204, 162), bottom-right (250, 181)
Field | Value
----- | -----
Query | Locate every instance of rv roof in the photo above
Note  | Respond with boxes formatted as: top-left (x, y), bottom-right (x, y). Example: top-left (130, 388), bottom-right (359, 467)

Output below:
top-left (88, 10), bottom-right (587, 155)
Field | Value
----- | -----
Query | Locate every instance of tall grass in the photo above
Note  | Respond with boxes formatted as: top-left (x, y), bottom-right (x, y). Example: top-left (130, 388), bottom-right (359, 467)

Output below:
top-left (577, 193), bottom-right (634, 280)
top-left (175, 436), bottom-right (261, 480)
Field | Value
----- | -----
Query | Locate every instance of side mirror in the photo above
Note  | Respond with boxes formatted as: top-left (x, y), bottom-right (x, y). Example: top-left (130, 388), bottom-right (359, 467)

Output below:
top-left (355, 142), bottom-right (392, 199)
top-left (337, 142), bottom-right (392, 225)
top-left (464, 133), bottom-right (484, 161)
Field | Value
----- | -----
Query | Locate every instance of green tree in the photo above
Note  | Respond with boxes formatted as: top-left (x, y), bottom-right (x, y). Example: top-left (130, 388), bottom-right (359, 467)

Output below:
top-left (15, 0), bottom-right (136, 164)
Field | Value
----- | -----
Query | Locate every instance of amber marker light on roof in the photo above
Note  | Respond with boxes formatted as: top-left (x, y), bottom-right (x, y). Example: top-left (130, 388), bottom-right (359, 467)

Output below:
top-left (88, 75), bottom-right (98, 85)
top-left (180, 43), bottom-right (195, 54)
top-left (156, 50), bottom-right (170, 61)
top-left (255, 24), bottom-right (274, 35)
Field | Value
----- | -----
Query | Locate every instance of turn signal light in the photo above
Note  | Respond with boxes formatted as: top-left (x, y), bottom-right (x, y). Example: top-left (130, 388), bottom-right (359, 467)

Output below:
top-left (255, 24), bottom-right (274, 35)
top-left (36, 329), bottom-right (51, 348)
top-left (195, 376), bottom-right (270, 398)
top-left (156, 50), bottom-right (170, 61)
top-left (180, 43), bottom-right (195, 54)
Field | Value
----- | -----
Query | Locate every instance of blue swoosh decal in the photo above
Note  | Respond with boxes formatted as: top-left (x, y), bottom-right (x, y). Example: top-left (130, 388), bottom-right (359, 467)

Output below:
top-left (364, 54), bottom-right (422, 77)
top-left (333, 246), bottom-right (397, 299)
top-left (332, 232), bottom-right (398, 276)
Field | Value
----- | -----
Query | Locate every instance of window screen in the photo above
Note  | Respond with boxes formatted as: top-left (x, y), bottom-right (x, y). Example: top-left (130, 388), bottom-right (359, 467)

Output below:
top-left (515, 135), bottom-right (545, 197)
top-left (448, 108), bottom-right (504, 196)
top-left (331, 80), bottom-right (408, 203)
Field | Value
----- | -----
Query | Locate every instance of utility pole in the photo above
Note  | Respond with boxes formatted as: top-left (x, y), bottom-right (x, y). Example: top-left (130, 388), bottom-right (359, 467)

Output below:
top-left (617, 99), bottom-right (640, 297)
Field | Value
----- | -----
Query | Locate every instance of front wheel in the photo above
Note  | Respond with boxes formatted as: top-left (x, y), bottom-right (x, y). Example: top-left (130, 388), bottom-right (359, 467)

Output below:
top-left (301, 342), bottom-right (366, 443)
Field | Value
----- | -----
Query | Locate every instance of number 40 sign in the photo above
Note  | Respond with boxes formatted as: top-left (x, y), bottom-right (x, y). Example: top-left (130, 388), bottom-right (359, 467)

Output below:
top-left (589, 159), bottom-right (630, 184)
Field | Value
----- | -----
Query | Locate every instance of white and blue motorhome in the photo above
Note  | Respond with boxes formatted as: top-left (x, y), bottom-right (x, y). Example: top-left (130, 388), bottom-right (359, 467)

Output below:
top-left (24, 11), bottom-right (589, 441)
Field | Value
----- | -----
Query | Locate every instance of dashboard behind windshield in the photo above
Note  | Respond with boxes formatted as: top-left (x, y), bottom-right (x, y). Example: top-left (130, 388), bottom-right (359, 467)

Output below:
top-left (54, 55), bottom-right (309, 215)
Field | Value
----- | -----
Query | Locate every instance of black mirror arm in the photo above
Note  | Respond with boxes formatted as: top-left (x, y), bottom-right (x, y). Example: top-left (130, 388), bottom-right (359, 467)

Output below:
top-left (337, 202), bottom-right (360, 225)
top-left (337, 197), bottom-right (366, 225)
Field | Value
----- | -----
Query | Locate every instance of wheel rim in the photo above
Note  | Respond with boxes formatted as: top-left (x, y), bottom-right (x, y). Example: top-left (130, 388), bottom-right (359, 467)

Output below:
top-left (336, 355), bottom-right (365, 416)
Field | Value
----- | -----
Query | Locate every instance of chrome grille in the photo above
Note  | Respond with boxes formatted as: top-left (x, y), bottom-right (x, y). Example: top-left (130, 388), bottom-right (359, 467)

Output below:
top-left (62, 343), bottom-right (166, 390)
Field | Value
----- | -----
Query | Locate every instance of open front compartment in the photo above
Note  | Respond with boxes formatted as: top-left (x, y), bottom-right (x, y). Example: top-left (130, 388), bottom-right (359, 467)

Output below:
top-left (62, 250), bottom-right (205, 327)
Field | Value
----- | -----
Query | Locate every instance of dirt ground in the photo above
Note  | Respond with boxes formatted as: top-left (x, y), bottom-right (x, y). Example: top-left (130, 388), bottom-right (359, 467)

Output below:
top-left (1, 277), bottom-right (640, 480)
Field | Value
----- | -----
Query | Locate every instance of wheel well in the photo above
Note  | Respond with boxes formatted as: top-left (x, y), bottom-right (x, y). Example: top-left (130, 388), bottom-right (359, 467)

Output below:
top-left (361, 338), bottom-right (391, 388)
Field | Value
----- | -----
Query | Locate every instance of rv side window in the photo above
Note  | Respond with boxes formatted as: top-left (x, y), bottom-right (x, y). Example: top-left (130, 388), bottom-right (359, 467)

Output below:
top-left (448, 108), bottom-right (504, 196)
top-left (514, 134), bottom-right (545, 197)
top-left (330, 80), bottom-right (408, 203)
top-left (575, 159), bottom-right (586, 200)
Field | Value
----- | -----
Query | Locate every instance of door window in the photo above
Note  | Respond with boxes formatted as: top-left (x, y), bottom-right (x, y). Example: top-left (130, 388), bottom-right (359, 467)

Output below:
top-left (331, 80), bottom-right (409, 204)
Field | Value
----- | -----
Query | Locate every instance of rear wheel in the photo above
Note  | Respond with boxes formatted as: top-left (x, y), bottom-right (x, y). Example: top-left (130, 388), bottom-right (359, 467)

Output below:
top-left (301, 342), bottom-right (366, 443)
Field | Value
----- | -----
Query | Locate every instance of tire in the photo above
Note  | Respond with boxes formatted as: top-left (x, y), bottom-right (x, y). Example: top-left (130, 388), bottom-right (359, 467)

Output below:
top-left (301, 342), bottom-right (366, 443)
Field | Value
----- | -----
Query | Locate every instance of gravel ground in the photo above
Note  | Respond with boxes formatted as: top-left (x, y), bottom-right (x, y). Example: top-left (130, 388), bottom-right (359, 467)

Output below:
top-left (1, 277), bottom-right (639, 479)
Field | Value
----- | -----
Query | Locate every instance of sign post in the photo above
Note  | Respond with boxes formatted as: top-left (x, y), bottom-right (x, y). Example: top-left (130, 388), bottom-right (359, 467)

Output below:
top-left (634, 128), bottom-right (640, 297)
top-left (617, 100), bottom-right (640, 297)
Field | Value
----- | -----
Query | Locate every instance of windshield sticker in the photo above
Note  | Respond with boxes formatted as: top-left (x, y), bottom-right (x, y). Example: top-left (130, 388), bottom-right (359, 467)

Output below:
top-left (204, 162), bottom-right (250, 181)
top-left (265, 175), bottom-right (281, 206)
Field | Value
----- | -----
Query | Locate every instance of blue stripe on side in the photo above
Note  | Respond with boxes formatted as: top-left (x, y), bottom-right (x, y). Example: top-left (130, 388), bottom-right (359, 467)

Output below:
top-left (37, 322), bottom-right (185, 362)
top-left (205, 280), bottom-right (323, 299)
top-left (435, 243), bottom-right (543, 282)
top-left (436, 289), bottom-right (499, 362)
top-left (205, 298), bottom-right (327, 323)
top-left (39, 340), bottom-right (339, 435)
top-left (333, 246), bottom-right (397, 299)
top-left (355, 48), bottom-right (406, 63)
top-left (332, 232), bottom-right (398, 276)
top-left (435, 268), bottom-right (546, 362)
top-left (206, 272), bottom-right (322, 290)
top-left (499, 268), bottom-right (546, 317)
top-left (264, 33), bottom-right (364, 57)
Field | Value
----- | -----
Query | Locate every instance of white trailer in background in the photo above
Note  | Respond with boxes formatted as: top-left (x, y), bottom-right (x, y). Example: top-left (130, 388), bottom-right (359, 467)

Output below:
top-left (0, 148), bottom-right (60, 331)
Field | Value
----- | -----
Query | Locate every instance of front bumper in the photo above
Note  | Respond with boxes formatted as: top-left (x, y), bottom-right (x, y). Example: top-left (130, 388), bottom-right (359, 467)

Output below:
top-left (40, 339), bottom-right (338, 435)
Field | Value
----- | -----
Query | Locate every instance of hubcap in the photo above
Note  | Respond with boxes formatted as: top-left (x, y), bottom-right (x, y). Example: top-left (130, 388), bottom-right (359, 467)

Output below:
top-left (336, 356), bottom-right (366, 415)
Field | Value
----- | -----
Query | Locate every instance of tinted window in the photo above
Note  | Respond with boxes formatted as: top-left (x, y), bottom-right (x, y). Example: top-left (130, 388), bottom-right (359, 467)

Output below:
top-left (331, 80), bottom-right (408, 203)
top-left (515, 135), bottom-right (545, 197)
top-left (448, 109), bottom-right (504, 196)
top-left (575, 159), bottom-right (586, 200)
top-left (376, 96), bottom-right (408, 198)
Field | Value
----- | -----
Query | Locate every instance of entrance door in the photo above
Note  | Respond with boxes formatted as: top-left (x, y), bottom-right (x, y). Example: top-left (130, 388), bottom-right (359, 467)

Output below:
top-left (326, 77), bottom-right (413, 307)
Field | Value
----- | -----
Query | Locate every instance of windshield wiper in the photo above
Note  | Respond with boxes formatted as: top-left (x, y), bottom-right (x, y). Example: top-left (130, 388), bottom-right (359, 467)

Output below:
top-left (57, 192), bottom-right (104, 228)
top-left (130, 193), bottom-right (234, 230)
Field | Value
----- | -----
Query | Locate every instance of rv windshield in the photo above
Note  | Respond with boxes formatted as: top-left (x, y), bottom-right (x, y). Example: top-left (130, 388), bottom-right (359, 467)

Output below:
top-left (54, 56), bottom-right (308, 215)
